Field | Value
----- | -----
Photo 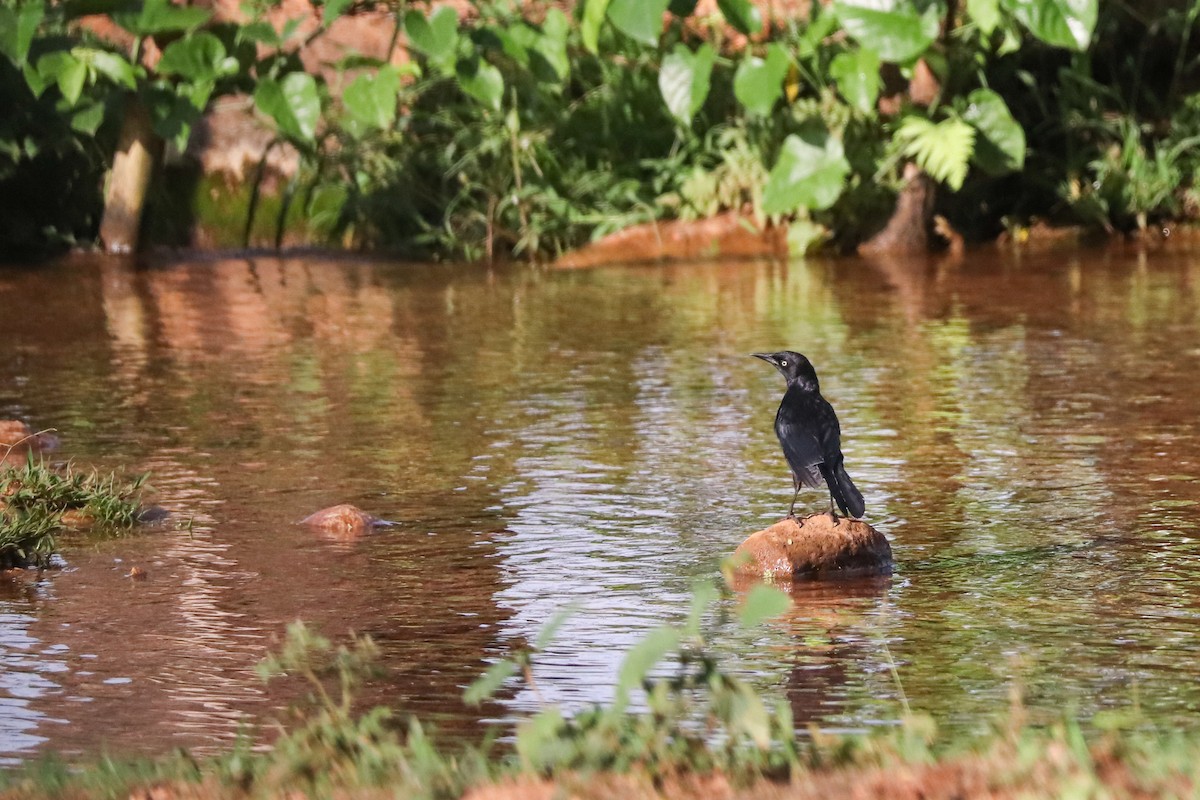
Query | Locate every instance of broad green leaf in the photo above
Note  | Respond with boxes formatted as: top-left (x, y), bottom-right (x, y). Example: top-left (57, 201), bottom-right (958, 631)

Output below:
top-left (581, 0), bottom-right (611, 54)
top-left (341, 65), bottom-right (400, 136)
top-left (254, 72), bottom-right (320, 142)
top-left (0, 1), bottom-right (44, 64)
top-left (305, 182), bottom-right (348, 230)
top-left (146, 84), bottom-right (202, 150)
top-left (961, 87), bottom-right (1024, 174)
top-left (762, 129), bottom-right (852, 214)
top-left (658, 42), bottom-right (715, 126)
top-left (607, 0), bottom-right (669, 47)
top-left (322, 0), bottom-right (353, 25)
top-left (18, 2), bottom-right (43, 63)
top-left (156, 33), bottom-right (230, 82)
top-left (738, 584), bottom-right (792, 628)
top-left (237, 20), bottom-right (282, 47)
top-left (38, 51), bottom-right (87, 104)
top-left (733, 43), bottom-right (789, 116)
top-left (996, 26), bottom-right (1020, 54)
top-left (895, 114), bottom-right (975, 190)
top-left (278, 72), bottom-right (320, 140)
top-left (23, 61), bottom-right (47, 95)
top-left (967, 0), bottom-right (1000, 35)
top-left (833, 0), bottom-right (941, 63)
top-left (185, 78), bottom-right (213, 111)
top-left (537, 9), bottom-right (570, 81)
top-left (717, 0), bottom-right (762, 35)
top-left (796, 3), bottom-right (839, 59)
top-left (463, 659), bottom-right (518, 706)
top-left (829, 47), bottom-right (881, 114)
top-left (0, 8), bottom-right (18, 62)
top-left (1004, 0), bottom-right (1096, 51)
top-left (280, 17), bottom-right (303, 42)
top-left (73, 47), bottom-right (138, 89)
top-left (456, 54), bottom-right (503, 111)
top-left (507, 11), bottom-right (569, 83)
top-left (114, 0), bottom-right (211, 36)
top-left (404, 6), bottom-right (458, 70)
top-left (479, 26), bottom-right (529, 67)
top-left (36, 50), bottom-right (71, 83)
top-left (70, 99), bottom-right (108, 134)
top-left (616, 627), bottom-right (679, 703)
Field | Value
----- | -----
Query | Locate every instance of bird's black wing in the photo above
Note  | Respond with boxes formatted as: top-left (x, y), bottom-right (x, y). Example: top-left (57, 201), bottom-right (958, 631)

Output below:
top-left (774, 401), bottom-right (826, 489)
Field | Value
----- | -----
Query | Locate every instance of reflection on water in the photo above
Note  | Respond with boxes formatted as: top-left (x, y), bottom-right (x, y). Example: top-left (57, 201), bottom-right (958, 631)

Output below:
top-left (2, 247), bottom-right (1200, 759)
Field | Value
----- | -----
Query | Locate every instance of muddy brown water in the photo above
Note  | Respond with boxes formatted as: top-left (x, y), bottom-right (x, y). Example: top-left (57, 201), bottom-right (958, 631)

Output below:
top-left (1, 248), bottom-right (1199, 764)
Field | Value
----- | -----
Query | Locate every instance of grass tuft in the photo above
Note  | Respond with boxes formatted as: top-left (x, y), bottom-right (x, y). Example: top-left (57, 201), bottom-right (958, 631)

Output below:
top-left (0, 453), bottom-right (149, 568)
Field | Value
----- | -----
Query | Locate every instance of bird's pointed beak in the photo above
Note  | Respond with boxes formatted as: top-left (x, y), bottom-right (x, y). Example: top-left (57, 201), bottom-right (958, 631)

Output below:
top-left (751, 352), bottom-right (777, 366)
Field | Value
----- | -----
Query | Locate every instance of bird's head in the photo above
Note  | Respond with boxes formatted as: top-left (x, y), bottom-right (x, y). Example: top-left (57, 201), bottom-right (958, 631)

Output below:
top-left (751, 350), bottom-right (819, 390)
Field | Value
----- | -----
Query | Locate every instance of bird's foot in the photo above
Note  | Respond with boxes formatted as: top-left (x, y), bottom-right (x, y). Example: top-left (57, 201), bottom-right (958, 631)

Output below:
top-left (828, 509), bottom-right (841, 526)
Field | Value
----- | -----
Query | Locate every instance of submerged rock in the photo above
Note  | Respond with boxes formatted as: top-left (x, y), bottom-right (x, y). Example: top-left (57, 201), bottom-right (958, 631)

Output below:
top-left (300, 504), bottom-right (392, 540)
top-left (58, 509), bottom-right (95, 529)
top-left (733, 514), bottom-right (892, 581)
top-left (0, 420), bottom-right (59, 460)
top-left (136, 505), bottom-right (171, 524)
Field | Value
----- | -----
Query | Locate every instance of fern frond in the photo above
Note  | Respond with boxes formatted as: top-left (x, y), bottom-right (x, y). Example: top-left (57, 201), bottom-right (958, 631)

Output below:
top-left (895, 116), bottom-right (975, 191)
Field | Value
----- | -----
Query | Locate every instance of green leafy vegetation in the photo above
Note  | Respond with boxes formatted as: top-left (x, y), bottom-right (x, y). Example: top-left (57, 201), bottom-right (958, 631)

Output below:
top-left (0, 453), bottom-right (148, 567)
top-left (4, 582), bottom-right (1200, 798)
top-left (3, 0), bottom-right (1200, 257)
top-left (456, 581), bottom-right (801, 779)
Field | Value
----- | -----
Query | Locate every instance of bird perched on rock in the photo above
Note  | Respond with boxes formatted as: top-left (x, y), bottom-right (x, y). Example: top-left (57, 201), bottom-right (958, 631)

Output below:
top-left (752, 351), bottom-right (864, 523)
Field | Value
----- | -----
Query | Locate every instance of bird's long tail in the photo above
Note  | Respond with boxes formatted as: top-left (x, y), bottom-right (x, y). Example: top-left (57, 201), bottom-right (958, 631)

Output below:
top-left (832, 463), bottom-right (865, 518)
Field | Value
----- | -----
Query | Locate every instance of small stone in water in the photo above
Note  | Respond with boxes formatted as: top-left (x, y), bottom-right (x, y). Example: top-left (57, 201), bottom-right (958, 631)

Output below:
top-left (301, 504), bottom-right (392, 540)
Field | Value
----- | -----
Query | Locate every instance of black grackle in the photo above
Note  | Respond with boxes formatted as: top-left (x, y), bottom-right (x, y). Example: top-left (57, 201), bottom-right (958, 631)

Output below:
top-left (752, 351), bottom-right (865, 523)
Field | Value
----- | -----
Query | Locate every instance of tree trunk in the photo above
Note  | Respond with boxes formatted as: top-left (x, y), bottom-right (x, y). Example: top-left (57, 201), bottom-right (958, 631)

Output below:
top-left (858, 162), bottom-right (935, 255)
top-left (99, 97), bottom-right (160, 254)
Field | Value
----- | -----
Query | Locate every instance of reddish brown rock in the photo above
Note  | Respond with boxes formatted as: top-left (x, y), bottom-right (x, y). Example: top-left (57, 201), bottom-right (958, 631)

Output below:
top-left (300, 504), bottom-right (384, 540)
top-left (555, 212), bottom-right (786, 268)
top-left (59, 509), bottom-right (96, 529)
top-left (0, 420), bottom-right (58, 464)
top-left (732, 514), bottom-right (892, 582)
top-left (0, 420), bottom-right (55, 449)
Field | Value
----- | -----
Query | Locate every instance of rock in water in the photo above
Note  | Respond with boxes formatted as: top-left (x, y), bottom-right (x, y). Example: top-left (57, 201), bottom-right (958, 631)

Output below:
top-left (0, 420), bottom-right (59, 457)
top-left (300, 504), bottom-right (386, 540)
top-left (733, 514), bottom-right (892, 581)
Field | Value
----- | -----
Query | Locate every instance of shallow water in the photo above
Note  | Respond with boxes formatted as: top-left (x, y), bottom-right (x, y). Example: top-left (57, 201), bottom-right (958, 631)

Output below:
top-left (2, 247), bottom-right (1200, 762)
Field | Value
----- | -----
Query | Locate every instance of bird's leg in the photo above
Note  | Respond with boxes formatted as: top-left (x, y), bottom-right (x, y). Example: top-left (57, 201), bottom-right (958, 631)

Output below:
top-left (827, 492), bottom-right (840, 526)
top-left (788, 476), bottom-right (803, 526)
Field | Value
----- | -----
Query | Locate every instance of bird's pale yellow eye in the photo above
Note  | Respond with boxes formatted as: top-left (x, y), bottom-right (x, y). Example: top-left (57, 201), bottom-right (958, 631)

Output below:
top-left (781, 360), bottom-right (788, 366)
